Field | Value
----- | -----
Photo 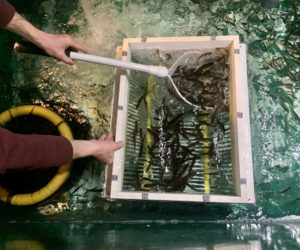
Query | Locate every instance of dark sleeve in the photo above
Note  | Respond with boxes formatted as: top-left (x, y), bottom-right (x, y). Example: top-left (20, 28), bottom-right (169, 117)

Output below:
top-left (0, 0), bottom-right (16, 28)
top-left (0, 128), bottom-right (73, 174)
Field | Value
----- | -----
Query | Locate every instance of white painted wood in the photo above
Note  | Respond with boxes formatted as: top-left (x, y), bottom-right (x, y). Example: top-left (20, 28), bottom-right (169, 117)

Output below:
top-left (125, 36), bottom-right (234, 53)
top-left (240, 44), bottom-right (255, 204)
top-left (110, 75), bottom-right (129, 197)
top-left (115, 191), bottom-right (243, 203)
top-left (228, 37), bottom-right (242, 197)
top-left (107, 36), bottom-right (255, 204)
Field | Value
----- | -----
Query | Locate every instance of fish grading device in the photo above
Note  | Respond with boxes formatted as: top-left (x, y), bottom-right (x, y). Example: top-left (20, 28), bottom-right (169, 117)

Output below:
top-left (103, 36), bottom-right (255, 204)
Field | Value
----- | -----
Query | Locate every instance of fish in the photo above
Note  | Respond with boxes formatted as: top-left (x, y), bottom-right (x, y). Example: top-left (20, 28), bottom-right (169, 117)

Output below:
top-left (292, 110), bottom-right (300, 123)
top-left (131, 50), bottom-right (233, 193)
top-left (216, 119), bottom-right (226, 134)
top-left (139, 128), bottom-right (145, 157)
top-left (142, 177), bottom-right (160, 185)
top-left (165, 113), bottom-right (186, 129)
top-left (132, 121), bottom-right (139, 149)
top-left (146, 146), bottom-right (157, 158)
top-left (145, 161), bottom-right (152, 173)
top-left (186, 182), bottom-right (203, 192)
top-left (136, 93), bottom-right (147, 110)
top-left (143, 182), bottom-right (159, 188)
top-left (83, 186), bottom-right (103, 192)
top-left (135, 171), bottom-right (141, 188)
top-left (169, 170), bottom-right (197, 192)
top-left (71, 184), bottom-right (84, 194)
top-left (147, 128), bottom-right (159, 141)
top-left (279, 186), bottom-right (291, 194)
top-left (187, 141), bottom-right (199, 148)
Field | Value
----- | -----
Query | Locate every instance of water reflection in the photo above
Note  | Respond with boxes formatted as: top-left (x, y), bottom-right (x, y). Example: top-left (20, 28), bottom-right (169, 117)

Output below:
top-left (0, 0), bottom-right (299, 236)
top-left (2, 220), bottom-right (300, 249)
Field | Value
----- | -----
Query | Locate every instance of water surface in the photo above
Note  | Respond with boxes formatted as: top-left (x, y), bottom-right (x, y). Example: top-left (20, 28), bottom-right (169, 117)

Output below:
top-left (0, 0), bottom-right (299, 248)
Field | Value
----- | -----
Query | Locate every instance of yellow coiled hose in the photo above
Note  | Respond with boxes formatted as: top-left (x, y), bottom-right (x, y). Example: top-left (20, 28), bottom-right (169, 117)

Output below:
top-left (0, 105), bottom-right (73, 206)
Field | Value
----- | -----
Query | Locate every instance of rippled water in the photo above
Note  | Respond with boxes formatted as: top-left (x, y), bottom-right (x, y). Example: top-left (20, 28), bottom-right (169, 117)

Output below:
top-left (0, 0), bottom-right (299, 248)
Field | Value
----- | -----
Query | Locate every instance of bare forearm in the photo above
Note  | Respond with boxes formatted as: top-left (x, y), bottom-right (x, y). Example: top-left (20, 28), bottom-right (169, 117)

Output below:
top-left (5, 12), bottom-right (45, 46)
top-left (4, 11), bottom-right (88, 64)
top-left (70, 133), bottom-right (124, 164)
top-left (0, 128), bottom-right (72, 173)
top-left (70, 140), bottom-right (98, 159)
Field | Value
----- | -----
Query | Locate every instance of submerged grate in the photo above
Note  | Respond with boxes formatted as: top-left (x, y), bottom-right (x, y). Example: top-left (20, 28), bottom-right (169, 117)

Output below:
top-left (122, 48), bottom-right (234, 195)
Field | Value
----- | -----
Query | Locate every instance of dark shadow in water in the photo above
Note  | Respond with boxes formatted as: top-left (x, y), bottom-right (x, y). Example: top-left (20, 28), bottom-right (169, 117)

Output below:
top-left (263, 0), bottom-right (279, 9)
top-left (0, 101), bottom-right (92, 200)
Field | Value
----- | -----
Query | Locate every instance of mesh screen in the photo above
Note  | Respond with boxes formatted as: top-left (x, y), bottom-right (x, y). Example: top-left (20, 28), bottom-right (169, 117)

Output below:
top-left (122, 48), bottom-right (234, 195)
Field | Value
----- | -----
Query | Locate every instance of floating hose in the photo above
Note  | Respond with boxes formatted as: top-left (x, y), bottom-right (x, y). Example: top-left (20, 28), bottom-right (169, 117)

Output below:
top-left (0, 105), bottom-right (73, 206)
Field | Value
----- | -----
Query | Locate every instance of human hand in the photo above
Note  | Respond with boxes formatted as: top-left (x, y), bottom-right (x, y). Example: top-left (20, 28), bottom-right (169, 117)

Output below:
top-left (5, 12), bottom-right (88, 65)
top-left (92, 132), bottom-right (124, 164)
top-left (70, 132), bottom-right (124, 164)
top-left (36, 32), bottom-right (88, 65)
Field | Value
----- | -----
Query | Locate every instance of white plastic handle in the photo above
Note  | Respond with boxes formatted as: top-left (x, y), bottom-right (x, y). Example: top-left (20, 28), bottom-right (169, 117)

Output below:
top-left (69, 52), bottom-right (169, 78)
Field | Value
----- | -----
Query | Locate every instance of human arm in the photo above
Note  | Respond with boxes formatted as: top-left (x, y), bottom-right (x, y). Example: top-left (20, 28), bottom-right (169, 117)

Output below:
top-left (0, 128), bottom-right (73, 173)
top-left (70, 132), bottom-right (124, 164)
top-left (0, 0), bottom-right (15, 28)
top-left (5, 12), bottom-right (88, 64)
top-left (1, 0), bottom-right (88, 64)
top-left (0, 128), bottom-right (124, 173)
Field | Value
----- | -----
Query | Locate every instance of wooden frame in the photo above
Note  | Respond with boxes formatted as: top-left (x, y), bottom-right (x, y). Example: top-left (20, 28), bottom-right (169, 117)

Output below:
top-left (103, 36), bottom-right (255, 204)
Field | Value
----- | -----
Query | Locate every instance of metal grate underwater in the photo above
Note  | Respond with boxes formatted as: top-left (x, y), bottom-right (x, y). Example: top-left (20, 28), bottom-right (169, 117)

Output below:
top-left (122, 70), bottom-right (234, 195)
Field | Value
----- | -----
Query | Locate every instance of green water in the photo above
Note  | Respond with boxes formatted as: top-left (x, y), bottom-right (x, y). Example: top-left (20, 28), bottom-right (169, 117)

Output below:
top-left (0, 0), bottom-right (299, 248)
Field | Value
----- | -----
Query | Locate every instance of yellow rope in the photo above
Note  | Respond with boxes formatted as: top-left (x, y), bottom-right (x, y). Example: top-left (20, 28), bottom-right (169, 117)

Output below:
top-left (141, 75), bottom-right (156, 189)
top-left (201, 115), bottom-right (210, 194)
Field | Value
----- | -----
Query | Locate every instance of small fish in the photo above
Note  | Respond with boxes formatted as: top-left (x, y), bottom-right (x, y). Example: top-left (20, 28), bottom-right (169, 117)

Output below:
top-left (199, 120), bottom-right (214, 127)
top-left (146, 146), bottom-right (157, 158)
top-left (201, 89), bottom-right (218, 95)
top-left (139, 130), bottom-right (145, 157)
top-left (72, 184), bottom-right (84, 194)
top-left (216, 119), bottom-right (225, 134)
top-left (178, 128), bottom-right (189, 140)
top-left (135, 171), bottom-right (141, 188)
top-left (187, 141), bottom-right (198, 148)
top-left (210, 104), bottom-right (221, 123)
top-left (184, 156), bottom-right (200, 162)
top-left (186, 182), bottom-right (202, 192)
top-left (147, 128), bottom-right (159, 141)
top-left (143, 182), bottom-right (159, 188)
top-left (181, 145), bottom-right (193, 155)
top-left (165, 53), bottom-right (172, 61)
top-left (218, 102), bottom-right (229, 112)
top-left (132, 121), bottom-right (139, 149)
top-left (170, 170), bottom-right (197, 192)
top-left (288, 70), bottom-right (299, 81)
top-left (279, 186), bottom-right (291, 194)
top-left (190, 153), bottom-right (203, 160)
top-left (145, 161), bottom-right (152, 173)
top-left (208, 172), bottom-right (221, 175)
top-left (292, 110), bottom-right (300, 123)
top-left (136, 93), bottom-right (147, 110)
top-left (83, 186), bottom-right (103, 192)
top-left (142, 177), bottom-right (160, 185)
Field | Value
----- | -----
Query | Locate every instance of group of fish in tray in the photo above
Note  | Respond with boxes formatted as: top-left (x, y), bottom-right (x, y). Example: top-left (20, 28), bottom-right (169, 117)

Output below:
top-left (131, 48), bottom-right (232, 193)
